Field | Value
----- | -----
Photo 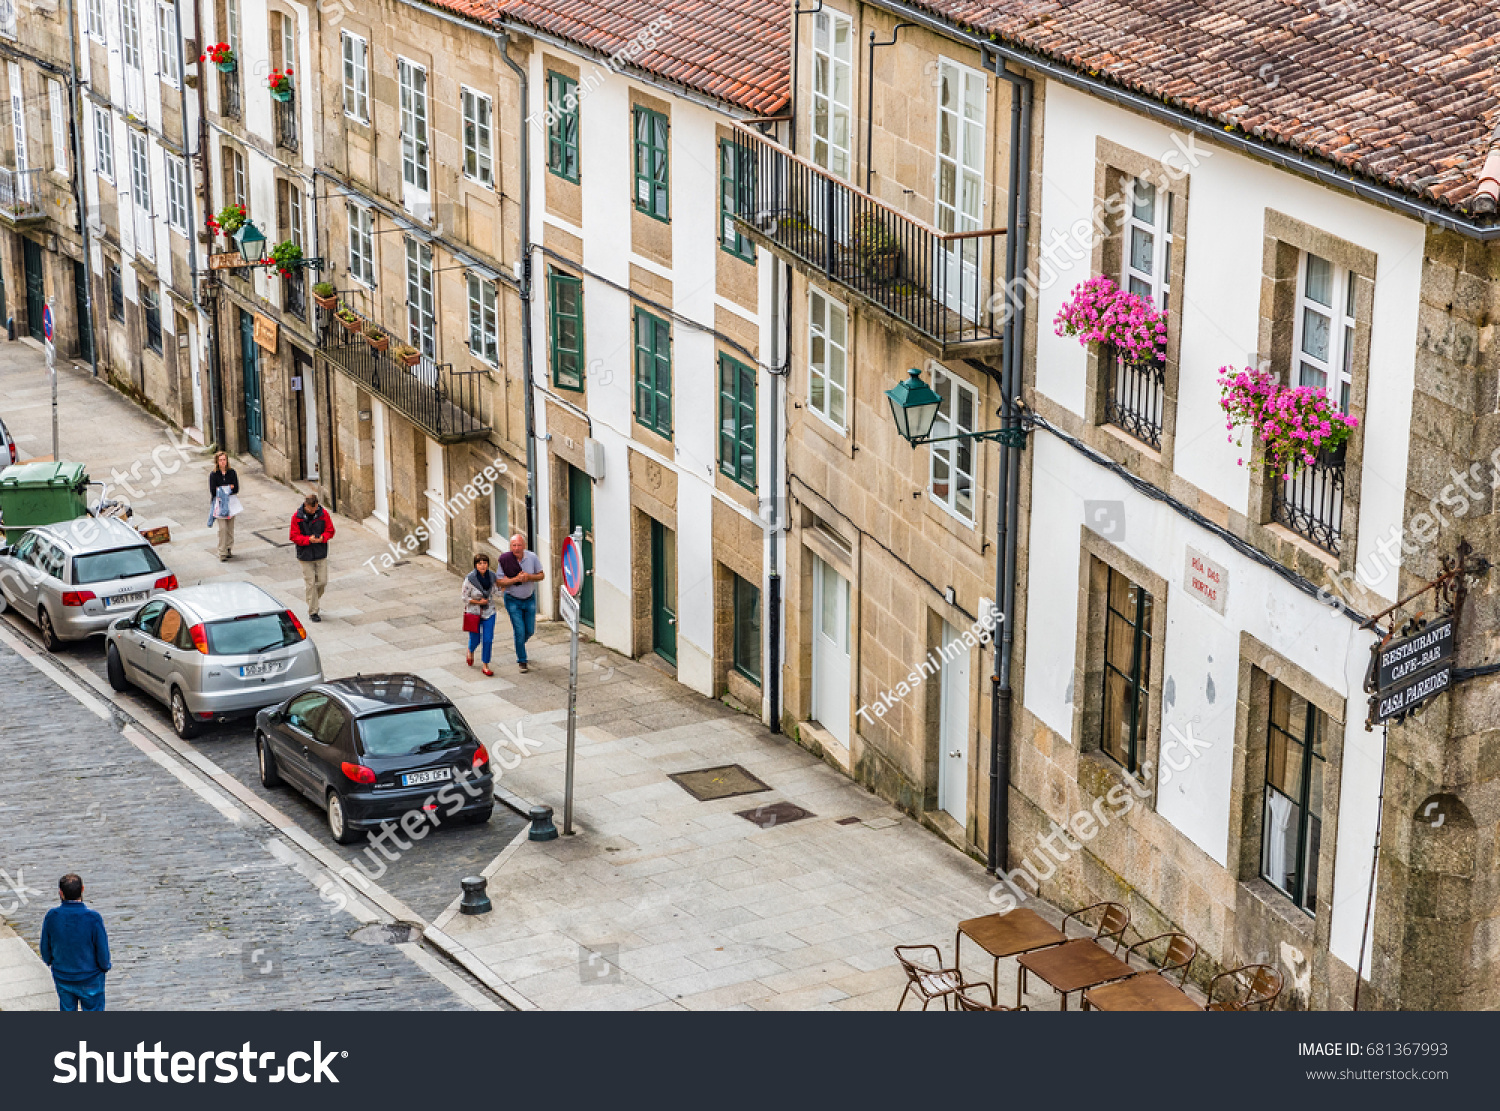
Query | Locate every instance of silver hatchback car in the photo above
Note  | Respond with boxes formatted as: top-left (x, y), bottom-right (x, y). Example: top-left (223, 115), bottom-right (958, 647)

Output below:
top-left (106, 583), bottom-right (324, 738)
top-left (0, 518), bottom-right (177, 649)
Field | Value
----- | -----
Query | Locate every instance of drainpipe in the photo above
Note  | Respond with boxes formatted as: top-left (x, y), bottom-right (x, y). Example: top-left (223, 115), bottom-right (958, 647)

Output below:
top-left (63, 0), bottom-right (100, 379)
top-left (171, 0), bottom-right (205, 423)
top-left (864, 24), bottom-right (914, 193)
top-left (787, 0), bottom-right (823, 150)
top-left (766, 250), bottom-right (784, 733)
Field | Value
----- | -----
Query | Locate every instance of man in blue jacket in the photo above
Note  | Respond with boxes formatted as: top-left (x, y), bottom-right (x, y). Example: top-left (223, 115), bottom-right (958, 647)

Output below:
top-left (39, 874), bottom-right (111, 1011)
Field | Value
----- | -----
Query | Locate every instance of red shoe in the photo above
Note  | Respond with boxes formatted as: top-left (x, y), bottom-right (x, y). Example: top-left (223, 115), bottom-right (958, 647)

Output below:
top-left (466, 651), bottom-right (474, 667)
top-left (482, 665), bottom-right (494, 677)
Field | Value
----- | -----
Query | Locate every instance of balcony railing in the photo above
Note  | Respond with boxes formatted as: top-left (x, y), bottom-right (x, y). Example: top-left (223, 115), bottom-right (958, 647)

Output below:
top-left (1272, 443), bottom-right (1345, 556)
top-left (219, 69), bottom-right (241, 120)
top-left (275, 96), bottom-right (298, 152)
top-left (283, 271), bottom-right (306, 321)
top-left (728, 125), bottom-right (1004, 354)
top-left (318, 301), bottom-right (490, 443)
top-left (1103, 344), bottom-right (1166, 450)
top-left (0, 168), bottom-right (45, 224)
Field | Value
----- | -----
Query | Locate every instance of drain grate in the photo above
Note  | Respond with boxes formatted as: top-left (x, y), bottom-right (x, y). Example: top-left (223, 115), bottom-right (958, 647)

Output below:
top-left (669, 764), bottom-right (771, 802)
top-left (736, 801), bottom-right (816, 829)
top-left (835, 816), bottom-right (863, 826)
top-left (349, 922), bottom-right (423, 946)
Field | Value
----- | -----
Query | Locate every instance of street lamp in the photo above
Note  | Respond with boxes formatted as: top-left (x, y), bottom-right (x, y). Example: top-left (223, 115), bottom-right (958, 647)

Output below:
top-left (233, 220), bottom-right (267, 264)
top-left (886, 367), bottom-right (1028, 448)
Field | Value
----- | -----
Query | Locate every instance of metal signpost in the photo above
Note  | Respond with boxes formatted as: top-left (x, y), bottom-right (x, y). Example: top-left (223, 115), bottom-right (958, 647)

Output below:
top-left (43, 301), bottom-right (58, 461)
top-left (560, 529), bottom-right (584, 835)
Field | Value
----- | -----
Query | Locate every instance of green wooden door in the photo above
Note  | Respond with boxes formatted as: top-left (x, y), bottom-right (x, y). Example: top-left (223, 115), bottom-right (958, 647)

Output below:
top-left (651, 518), bottom-right (676, 665)
top-left (73, 260), bottom-right (93, 363)
top-left (567, 464), bottom-right (594, 626)
top-left (239, 310), bottom-right (263, 457)
top-left (22, 240), bottom-right (45, 341)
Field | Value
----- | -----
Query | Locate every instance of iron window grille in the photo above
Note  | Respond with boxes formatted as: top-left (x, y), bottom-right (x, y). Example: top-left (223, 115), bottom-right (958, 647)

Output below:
top-left (1101, 566), bottom-right (1152, 773)
top-left (1102, 344), bottom-right (1166, 450)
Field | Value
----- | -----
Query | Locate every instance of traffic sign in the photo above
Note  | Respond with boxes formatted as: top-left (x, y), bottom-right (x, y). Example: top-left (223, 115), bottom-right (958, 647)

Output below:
top-left (560, 588), bottom-right (579, 632)
top-left (41, 304), bottom-right (53, 344)
top-left (560, 535), bottom-right (584, 597)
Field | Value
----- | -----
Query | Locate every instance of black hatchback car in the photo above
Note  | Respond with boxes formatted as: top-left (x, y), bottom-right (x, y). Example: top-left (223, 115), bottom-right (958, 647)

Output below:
top-left (255, 674), bottom-right (494, 844)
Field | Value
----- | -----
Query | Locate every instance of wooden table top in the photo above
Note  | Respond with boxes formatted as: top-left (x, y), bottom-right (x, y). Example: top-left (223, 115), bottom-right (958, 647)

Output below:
top-left (1084, 973), bottom-right (1204, 1012)
top-left (958, 910), bottom-right (1068, 959)
top-left (1018, 939), bottom-right (1134, 994)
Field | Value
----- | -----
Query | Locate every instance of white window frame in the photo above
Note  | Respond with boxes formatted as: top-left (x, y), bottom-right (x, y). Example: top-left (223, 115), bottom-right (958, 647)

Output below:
top-left (488, 483), bottom-right (509, 548)
top-left (1292, 251), bottom-right (1356, 413)
top-left (156, 0), bottom-right (179, 86)
top-left (7, 64), bottom-right (27, 174)
top-left (807, 286), bottom-right (848, 432)
top-left (467, 271), bottom-right (497, 364)
top-left (460, 86), bottom-right (493, 187)
top-left (341, 32), bottom-right (368, 122)
top-left (405, 236), bottom-right (435, 358)
top-left (128, 129), bottom-right (154, 260)
top-left (120, 0), bottom-right (143, 70)
top-left (165, 151), bottom-right (188, 232)
top-left (87, 0), bottom-right (107, 39)
top-left (809, 9), bottom-right (852, 179)
top-left (928, 365), bottom-right (977, 525)
top-left (93, 105), bottom-right (115, 180)
top-left (397, 58), bottom-right (430, 200)
top-left (226, 145), bottom-right (246, 207)
top-left (0, 0), bottom-right (15, 38)
top-left (49, 79), bottom-right (69, 173)
top-left (347, 202), bottom-right (375, 287)
top-left (286, 183), bottom-right (303, 248)
top-left (1122, 177), bottom-right (1172, 313)
top-left (225, 0), bottom-right (239, 55)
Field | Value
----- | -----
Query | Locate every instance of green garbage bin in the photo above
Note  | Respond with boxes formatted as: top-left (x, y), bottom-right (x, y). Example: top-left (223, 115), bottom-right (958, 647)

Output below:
top-left (0, 462), bottom-right (91, 546)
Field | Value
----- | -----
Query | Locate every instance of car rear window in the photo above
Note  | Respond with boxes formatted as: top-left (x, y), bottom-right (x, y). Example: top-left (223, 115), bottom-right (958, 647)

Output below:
top-left (358, 706), bottom-right (472, 757)
top-left (203, 612), bottom-right (302, 656)
top-left (71, 544), bottom-right (165, 585)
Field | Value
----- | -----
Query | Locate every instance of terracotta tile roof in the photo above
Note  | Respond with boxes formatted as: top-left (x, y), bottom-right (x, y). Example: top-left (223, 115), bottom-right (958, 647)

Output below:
top-left (903, 0), bottom-right (1500, 215)
top-left (423, 0), bottom-right (791, 116)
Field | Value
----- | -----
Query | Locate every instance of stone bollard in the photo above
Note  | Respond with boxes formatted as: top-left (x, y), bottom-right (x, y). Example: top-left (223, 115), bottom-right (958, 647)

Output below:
top-left (459, 875), bottom-right (492, 916)
top-left (529, 805), bottom-right (558, 842)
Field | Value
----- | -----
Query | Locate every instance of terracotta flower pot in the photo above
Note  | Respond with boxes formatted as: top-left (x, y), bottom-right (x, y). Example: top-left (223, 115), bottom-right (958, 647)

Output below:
top-left (337, 314), bottom-right (362, 334)
top-left (366, 332), bottom-right (390, 353)
top-left (397, 350), bottom-right (421, 368)
top-left (313, 292), bottom-right (337, 310)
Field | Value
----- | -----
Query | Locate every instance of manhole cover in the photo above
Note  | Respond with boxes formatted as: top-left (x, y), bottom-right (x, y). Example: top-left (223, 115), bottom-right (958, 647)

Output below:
top-left (669, 764), bottom-right (771, 801)
top-left (736, 801), bottom-right (815, 829)
top-left (349, 922), bottom-right (423, 946)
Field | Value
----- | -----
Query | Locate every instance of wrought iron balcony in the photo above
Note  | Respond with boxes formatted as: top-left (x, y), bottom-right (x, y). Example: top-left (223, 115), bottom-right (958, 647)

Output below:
top-left (283, 270), bottom-right (306, 321)
top-left (219, 69), bottom-right (241, 120)
top-left (318, 301), bottom-right (490, 444)
top-left (1102, 344), bottom-right (1166, 450)
top-left (728, 125), bottom-right (1005, 357)
top-left (275, 96), bottom-right (298, 152)
top-left (1272, 442), bottom-right (1345, 556)
top-left (0, 168), bottom-right (45, 225)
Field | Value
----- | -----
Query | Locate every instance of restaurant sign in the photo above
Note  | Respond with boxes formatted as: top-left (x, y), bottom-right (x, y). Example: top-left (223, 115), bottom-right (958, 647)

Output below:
top-left (1371, 664), bottom-right (1453, 725)
top-left (1374, 617), bottom-right (1455, 692)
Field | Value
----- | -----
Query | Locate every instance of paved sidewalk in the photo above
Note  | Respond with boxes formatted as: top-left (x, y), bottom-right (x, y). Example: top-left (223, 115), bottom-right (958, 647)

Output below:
top-left (0, 344), bottom-right (1063, 1012)
top-left (0, 923), bottom-right (54, 1011)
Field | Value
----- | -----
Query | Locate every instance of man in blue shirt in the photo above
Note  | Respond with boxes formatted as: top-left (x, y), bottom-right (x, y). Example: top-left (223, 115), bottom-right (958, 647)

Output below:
top-left (39, 874), bottom-right (111, 1011)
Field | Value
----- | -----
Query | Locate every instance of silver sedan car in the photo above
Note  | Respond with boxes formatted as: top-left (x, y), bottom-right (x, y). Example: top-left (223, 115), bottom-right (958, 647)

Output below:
top-left (0, 518), bottom-right (177, 649)
top-left (106, 582), bottom-right (324, 738)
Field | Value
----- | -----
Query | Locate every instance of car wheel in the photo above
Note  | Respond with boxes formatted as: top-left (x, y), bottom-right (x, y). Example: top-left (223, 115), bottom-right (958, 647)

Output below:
top-left (106, 643), bottom-right (131, 692)
top-left (170, 687), bottom-right (199, 739)
top-left (37, 607), bottom-right (60, 652)
top-left (256, 733), bottom-right (282, 788)
top-left (463, 805), bottom-right (494, 826)
top-left (326, 791), bottom-right (358, 845)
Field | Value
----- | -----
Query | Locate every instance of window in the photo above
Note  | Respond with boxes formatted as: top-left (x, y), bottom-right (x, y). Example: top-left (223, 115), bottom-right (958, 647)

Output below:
top-left (491, 484), bottom-right (508, 541)
top-left (341, 32), bottom-right (368, 121)
top-left (1293, 251), bottom-right (1355, 413)
top-left (929, 366), bottom-right (976, 523)
top-left (733, 573), bottom-right (761, 683)
top-left (108, 263), bottom-right (124, 320)
top-left (1261, 682), bottom-right (1325, 914)
top-left (0, 0), bottom-right (15, 36)
top-left (165, 152), bottom-right (188, 232)
top-left (720, 139), bottom-right (755, 261)
top-left (143, 284), bottom-right (162, 353)
top-left (93, 107), bottom-right (115, 180)
top-left (128, 130), bottom-right (153, 259)
top-left (1101, 567), bottom-right (1152, 773)
top-left (7, 64), bottom-right (27, 174)
top-left (285, 180), bottom-right (303, 247)
top-left (808, 287), bottom-right (847, 430)
top-left (224, 145), bottom-right (246, 207)
top-left (467, 273), bottom-right (497, 364)
top-left (49, 80), bottom-right (69, 173)
top-left (546, 72), bottom-right (578, 182)
top-left (276, 11), bottom-right (295, 75)
top-left (88, 0), bottom-right (106, 38)
top-left (347, 203), bottom-right (375, 286)
top-left (1122, 177), bottom-right (1172, 313)
top-left (397, 59), bottom-right (430, 203)
top-left (633, 308), bottom-right (672, 437)
top-left (224, 0), bottom-right (239, 54)
top-left (461, 87), bottom-right (493, 186)
top-left (718, 353), bottom-right (756, 489)
top-left (120, 0), bottom-right (143, 71)
top-left (632, 106), bottom-right (668, 220)
top-left (547, 269), bottom-right (583, 391)
top-left (810, 10), bottom-right (852, 178)
top-left (405, 236), bottom-right (435, 358)
top-left (157, 1), bottom-right (179, 85)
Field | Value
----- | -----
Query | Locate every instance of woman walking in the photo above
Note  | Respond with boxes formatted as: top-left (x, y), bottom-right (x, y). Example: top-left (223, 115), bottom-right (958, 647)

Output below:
top-left (462, 553), bottom-right (499, 676)
top-left (208, 452), bottom-right (240, 562)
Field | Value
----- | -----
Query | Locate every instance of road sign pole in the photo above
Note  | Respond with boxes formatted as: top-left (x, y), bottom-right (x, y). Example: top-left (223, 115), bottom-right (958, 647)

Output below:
top-left (562, 526), bottom-right (582, 836)
top-left (44, 300), bottom-right (58, 460)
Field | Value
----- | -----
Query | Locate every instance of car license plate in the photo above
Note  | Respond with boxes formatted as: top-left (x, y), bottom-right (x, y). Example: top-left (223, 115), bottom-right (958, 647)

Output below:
top-left (401, 768), bottom-right (451, 787)
top-left (239, 661), bottom-right (282, 678)
top-left (105, 591), bottom-right (147, 608)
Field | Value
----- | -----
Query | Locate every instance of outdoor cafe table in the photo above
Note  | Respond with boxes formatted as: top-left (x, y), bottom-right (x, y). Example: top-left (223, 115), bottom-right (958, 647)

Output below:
top-left (1016, 938), bottom-right (1135, 1010)
top-left (1083, 973), bottom-right (1204, 1012)
top-left (955, 911), bottom-right (1068, 996)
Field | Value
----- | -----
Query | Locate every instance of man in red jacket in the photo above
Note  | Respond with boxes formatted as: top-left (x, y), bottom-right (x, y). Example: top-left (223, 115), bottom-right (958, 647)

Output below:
top-left (289, 493), bottom-right (336, 622)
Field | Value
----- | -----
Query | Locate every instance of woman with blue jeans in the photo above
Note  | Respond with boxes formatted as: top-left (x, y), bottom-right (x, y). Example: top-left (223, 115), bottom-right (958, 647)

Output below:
top-left (462, 554), bottom-right (498, 676)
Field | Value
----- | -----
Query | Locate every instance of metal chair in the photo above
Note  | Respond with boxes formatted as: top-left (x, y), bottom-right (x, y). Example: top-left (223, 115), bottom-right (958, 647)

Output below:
top-left (1125, 932), bottom-right (1198, 986)
top-left (894, 945), bottom-right (964, 1011)
top-left (1061, 901), bottom-right (1131, 953)
top-left (954, 981), bottom-right (1026, 1012)
top-left (1206, 964), bottom-right (1283, 1011)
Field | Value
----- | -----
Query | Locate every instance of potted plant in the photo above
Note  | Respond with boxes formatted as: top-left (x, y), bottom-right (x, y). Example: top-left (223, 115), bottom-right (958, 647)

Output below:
top-left (364, 322), bottom-right (389, 352)
top-left (391, 341), bottom-right (421, 368)
top-left (200, 42), bottom-right (235, 71)
top-left (264, 239), bottom-right (303, 279)
top-left (852, 212), bottom-right (900, 282)
top-left (209, 202), bottom-right (247, 238)
top-left (267, 68), bottom-right (294, 101)
top-left (1218, 366), bottom-right (1359, 479)
top-left (336, 305), bottom-right (362, 333)
top-left (1053, 275), bottom-right (1168, 369)
top-left (312, 281), bottom-right (337, 310)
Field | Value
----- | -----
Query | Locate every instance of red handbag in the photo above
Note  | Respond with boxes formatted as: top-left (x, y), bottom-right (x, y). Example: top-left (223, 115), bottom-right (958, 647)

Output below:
top-left (463, 612), bottom-right (482, 634)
